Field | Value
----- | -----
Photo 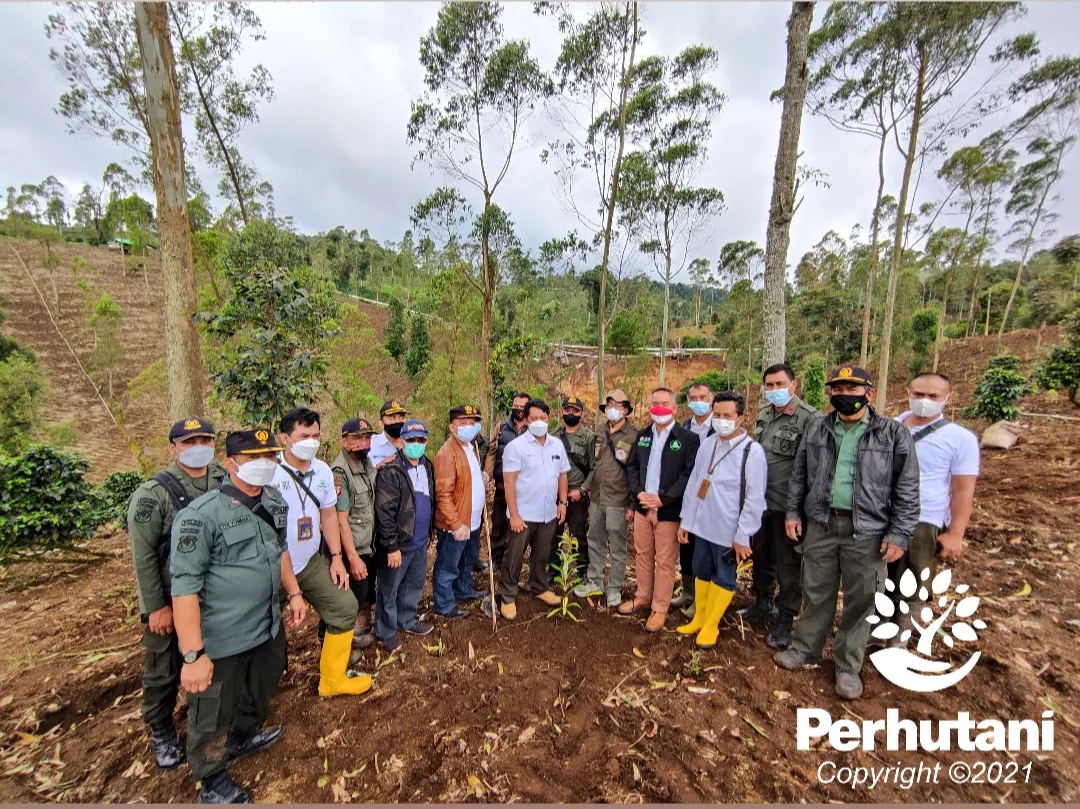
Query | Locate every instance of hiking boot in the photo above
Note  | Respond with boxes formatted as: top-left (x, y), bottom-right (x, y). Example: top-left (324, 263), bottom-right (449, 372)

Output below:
top-left (500, 601), bottom-right (517, 621)
top-left (574, 582), bottom-right (603, 598)
top-left (536, 590), bottom-right (561, 606)
top-left (381, 633), bottom-right (402, 653)
top-left (150, 722), bottom-right (185, 770)
top-left (835, 672), bottom-right (864, 700)
top-left (437, 607), bottom-right (470, 619)
top-left (352, 632), bottom-right (375, 649)
top-left (403, 621), bottom-right (434, 636)
top-left (198, 771), bottom-right (252, 804)
top-left (617, 599), bottom-right (649, 616)
top-left (773, 648), bottom-right (822, 670)
top-left (766, 608), bottom-right (796, 651)
top-left (738, 594), bottom-right (778, 624)
top-left (605, 591), bottom-right (622, 609)
top-left (226, 725), bottom-right (283, 764)
top-left (645, 611), bottom-right (667, 632)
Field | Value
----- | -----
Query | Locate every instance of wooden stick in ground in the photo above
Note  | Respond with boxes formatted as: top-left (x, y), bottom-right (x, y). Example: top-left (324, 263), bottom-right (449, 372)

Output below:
top-left (483, 501), bottom-right (497, 634)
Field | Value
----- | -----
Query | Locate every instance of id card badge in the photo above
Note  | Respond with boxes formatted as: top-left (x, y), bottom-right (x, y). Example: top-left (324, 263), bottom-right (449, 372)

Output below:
top-left (696, 479), bottom-right (711, 499)
top-left (297, 516), bottom-right (314, 541)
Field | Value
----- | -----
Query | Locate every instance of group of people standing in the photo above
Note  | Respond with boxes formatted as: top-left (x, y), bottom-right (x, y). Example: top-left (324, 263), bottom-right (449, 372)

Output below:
top-left (126, 362), bottom-right (979, 803)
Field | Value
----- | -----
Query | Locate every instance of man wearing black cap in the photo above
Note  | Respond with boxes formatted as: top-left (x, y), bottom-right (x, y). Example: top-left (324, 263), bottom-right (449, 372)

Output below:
top-left (170, 429), bottom-right (308, 803)
top-left (369, 400), bottom-right (409, 467)
top-left (774, 365), bottom-right (920, 701)
top-left (551, 395), bottom-right (594, 581)
top-left (331, 418), bottom-right (379, 646)
top-left (127, 417), bottom-right (226, 772)
top-left (482, 392), bottom-right (530, 578)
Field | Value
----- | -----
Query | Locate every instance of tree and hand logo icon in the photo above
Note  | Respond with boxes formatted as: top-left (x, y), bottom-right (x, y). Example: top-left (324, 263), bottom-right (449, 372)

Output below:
top-left (867, 568), bottom-right (986, 693)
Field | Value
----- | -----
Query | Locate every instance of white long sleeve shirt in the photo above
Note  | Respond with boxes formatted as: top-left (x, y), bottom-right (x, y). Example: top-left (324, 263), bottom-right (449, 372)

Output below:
top-left (680, 432), bottom-right (768, 548)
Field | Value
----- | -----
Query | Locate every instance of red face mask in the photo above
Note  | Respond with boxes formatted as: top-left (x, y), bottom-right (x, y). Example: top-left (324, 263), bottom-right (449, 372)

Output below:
top-left (649, 405), bottom-right (675, 418)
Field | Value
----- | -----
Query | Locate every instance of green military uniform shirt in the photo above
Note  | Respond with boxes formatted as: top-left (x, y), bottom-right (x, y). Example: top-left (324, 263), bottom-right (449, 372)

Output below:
top-left (169, 485), bottom-right (290, 660)
top-left (754, 395), bottom-right (821, 512)
top-left (127, 461), bottom-right (227, 616)
top-left (554, 425), bottom-right (596, 491)
top-left (330, 449), bottom-right (377, 556)
top-left (830, 414), bottom-right (869, 511)
top-left (584, 420), bottom-right (637, 508)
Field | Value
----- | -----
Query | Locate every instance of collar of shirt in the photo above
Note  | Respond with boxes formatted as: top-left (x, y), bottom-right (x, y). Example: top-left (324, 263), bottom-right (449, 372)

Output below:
top-left (898, 411), bottom-right (945, 431)
top-left (651, 422), bottom-right (674, 441)
top-left (278, 455), bottom-right (313, 479)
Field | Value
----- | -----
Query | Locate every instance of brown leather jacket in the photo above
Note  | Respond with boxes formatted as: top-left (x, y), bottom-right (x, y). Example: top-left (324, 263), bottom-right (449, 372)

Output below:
top-left (433, 437), bottom-right (483, 531)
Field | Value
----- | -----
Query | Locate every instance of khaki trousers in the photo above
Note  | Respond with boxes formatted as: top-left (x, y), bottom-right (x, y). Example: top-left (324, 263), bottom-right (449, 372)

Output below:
top-left (631, 512), bottom-right (680, 614)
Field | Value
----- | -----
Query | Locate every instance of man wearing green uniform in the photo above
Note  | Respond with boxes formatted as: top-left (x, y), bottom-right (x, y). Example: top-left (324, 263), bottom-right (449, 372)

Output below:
top-left (171, 429), bottom-right (308, 804)
top-left (574, 389), bottom-right (638, 608)
top-left (551, 396), bottom-right (595, 580)
top-left (774, 366), bottom-right (919, 701)
top-left (127, 417), bottom-right (226, 771)
top-left (750, 363), bottom-right (821, 650)
top-left (330, 417), bottom-right (378, 649)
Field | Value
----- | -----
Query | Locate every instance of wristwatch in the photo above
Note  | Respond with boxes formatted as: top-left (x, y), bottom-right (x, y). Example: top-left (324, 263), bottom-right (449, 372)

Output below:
top-left (182, 648), bottom-right (206, 664)
top-left (558, 499), bottom-right (569, 506)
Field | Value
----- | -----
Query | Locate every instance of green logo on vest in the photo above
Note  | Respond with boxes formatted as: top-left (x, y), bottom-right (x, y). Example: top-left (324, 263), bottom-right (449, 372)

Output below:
top-left (669, 440), bottom-right (682, 451)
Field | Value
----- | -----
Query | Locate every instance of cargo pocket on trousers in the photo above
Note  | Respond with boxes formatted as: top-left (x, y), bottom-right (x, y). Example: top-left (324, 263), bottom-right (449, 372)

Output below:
top-left (190, 681), bottom-right (223, 734)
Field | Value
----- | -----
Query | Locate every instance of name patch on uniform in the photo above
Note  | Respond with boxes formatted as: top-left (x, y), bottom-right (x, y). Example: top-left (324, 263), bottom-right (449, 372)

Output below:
top-left (180, 519), bottom-right (201, 527)
top-left (638, 436), bottom-right (651, 447)
top-left (220, 517), bottom-right (251, 530)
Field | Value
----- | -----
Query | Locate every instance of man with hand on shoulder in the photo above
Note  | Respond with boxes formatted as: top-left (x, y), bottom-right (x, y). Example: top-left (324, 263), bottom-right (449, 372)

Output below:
top-left (170, 429), bottom-right (306, 804)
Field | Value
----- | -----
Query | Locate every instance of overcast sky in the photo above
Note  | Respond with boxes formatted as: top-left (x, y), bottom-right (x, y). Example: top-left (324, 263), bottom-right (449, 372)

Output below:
top-left (2, 2), bottom-right (1078, 278)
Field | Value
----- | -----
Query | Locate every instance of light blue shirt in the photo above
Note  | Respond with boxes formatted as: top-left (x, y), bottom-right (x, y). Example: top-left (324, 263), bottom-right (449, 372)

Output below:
top-left (680, 432), bottom-right (768, 547)
top-left (644, 423), bottom-right (673, 494)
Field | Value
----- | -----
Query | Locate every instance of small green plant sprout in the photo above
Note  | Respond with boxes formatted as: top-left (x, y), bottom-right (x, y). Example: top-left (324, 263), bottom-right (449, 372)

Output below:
top-left (423, 638), bottom-right (446, 657)
top-left (548, 530), bottom-right (584, 621)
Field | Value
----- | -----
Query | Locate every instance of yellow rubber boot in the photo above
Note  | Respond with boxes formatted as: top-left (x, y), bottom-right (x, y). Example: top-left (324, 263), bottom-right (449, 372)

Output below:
top-left (677, 580), bottom-right (714, 635)
top-left (318, 630), bottom-right (373, 697)
top-left (695, 586), bottom-right (734, 649)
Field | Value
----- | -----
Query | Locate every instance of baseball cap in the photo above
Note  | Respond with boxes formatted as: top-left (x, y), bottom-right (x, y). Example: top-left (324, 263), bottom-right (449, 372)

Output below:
top-left (225, 428), bottom-right (283, 456)
top-left (341, 417), bottom-right (375, 436)
top-left (449, 404), bottom-right (482, 421)
top-left (562, 396), bottom-right (585, 410)
top-left (400, 419), bottom-right (429, 440)
top-left (169, 417), bottom-right (215, 441)
top-left (380, 400), bottom-right (408, 417)
top-left (826, 365), bottom-right (873, 387)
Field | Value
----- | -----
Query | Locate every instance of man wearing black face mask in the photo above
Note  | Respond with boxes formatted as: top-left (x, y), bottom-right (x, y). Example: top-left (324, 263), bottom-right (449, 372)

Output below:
top-left (369, 401), bottom-right (409, 467)
top-left (551, 396), bottom-right (595, 581)
top-left (774, 365), bottom-right (920, 701)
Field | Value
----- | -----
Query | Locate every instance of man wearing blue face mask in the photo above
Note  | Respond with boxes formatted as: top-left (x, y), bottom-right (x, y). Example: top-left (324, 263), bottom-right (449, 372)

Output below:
top-left (751, 363), bottom-right (821, 650)
top-left (127, 417), bottom-right (227, 772)
top-left (673, 382), bottom-right (715, 617)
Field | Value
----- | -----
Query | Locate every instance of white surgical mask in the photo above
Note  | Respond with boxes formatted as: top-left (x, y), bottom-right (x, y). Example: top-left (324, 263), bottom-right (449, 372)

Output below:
top-left (235, 458), bottom-right (278, 487)
top-left (651, 413), bottom-right (674, 427)
top-left (605, 407), bottom-right (625, 423)
top-left (456, 423), bottom-right (481, 443)
top-left (712, 418), bottom-right (738, 437)
top-left (527, 421), bottom-right (549, 438)
top-left (909, 398), bottom-right (946, 419)
top-left (177, 444), bottom-right (215, 469)
top-left (289, 437), bottom-right (321, 461)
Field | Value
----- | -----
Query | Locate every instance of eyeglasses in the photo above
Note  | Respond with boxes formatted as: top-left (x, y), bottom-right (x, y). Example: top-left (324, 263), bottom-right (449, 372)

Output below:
top-left (404, 437), bottom-right (427, 444)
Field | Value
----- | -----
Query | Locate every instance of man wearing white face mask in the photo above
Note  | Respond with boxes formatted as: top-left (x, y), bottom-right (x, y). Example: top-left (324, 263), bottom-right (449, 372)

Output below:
top-left (672, 381), bottom-right (715, 617)
top-left (127, 417), bottom-right (227, 772)
top-left (888, 373), bottom-right (979, 646)
top-left (271, 407), bottom-right (369, 697)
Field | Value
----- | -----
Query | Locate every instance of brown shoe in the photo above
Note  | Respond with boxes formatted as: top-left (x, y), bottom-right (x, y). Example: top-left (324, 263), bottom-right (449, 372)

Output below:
top-left (617, 599), bottom-right (650, 616)
top-left (499, 601), bottom-right (517, 621)
top-left (645, 611), bottom-right (667, 632)
top-left (536, 590), bottom-right (561, 606)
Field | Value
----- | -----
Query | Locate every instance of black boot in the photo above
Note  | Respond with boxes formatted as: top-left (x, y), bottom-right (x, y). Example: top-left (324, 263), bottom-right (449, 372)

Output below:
top-left (226, 725), bottom-right (283, 763)
top-left (766, 607), bottom-right (795, 650)
top-left (738, 593), bottom-right (778, 624)
top-left (150, 721), bottom-right (185, 770)
top-left (198, 771), bottom-right (253, 804)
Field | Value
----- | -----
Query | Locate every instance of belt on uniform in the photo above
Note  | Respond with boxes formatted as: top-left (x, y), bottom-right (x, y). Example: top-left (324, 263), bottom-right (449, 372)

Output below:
top-left (830, 508), bottom-right (853, 518)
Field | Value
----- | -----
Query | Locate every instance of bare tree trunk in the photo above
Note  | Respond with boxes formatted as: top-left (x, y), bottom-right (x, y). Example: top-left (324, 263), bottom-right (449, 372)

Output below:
top-left (933, 206), bottom-right (976, 371)
top-left (861, 129), bottom-right (888, 366)
top-left (965, 196), bottom-right (994, 337)
top-left (481, 197), bottom-right (494, 428)
top-left (597, 1), bottom-right (639, 401)
top-left (135, 2), bottom-right (205, 420)
top-left (877, 44), bottom-right (927, 412)
top-left (660, 250), bottom-right (672, 387)
top-left (984, 287), bottom-right (991, 336)
top-left (170, 7), bottom-right (250, 226)
top-left (762, 1), bottom-right (814, 369)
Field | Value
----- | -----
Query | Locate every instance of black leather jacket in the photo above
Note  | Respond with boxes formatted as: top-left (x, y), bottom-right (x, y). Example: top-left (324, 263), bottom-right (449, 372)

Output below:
top-left (784, 407), bottom-right (920, 548)
top-left (374, 451), bottom-right (435, 554)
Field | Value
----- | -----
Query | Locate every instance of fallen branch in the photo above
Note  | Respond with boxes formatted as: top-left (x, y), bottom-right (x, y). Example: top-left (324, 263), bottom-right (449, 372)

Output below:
top-left (1019, 411), bottom-right (1080, 422)
top-left (603, 665), bottom-right (645, 706)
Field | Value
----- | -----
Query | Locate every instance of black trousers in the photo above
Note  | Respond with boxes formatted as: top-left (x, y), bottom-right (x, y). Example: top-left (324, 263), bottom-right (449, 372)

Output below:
top-left (140, 627), bottom-right (182, 728)
top-left (751, 509), bottom-right (802, 612)
top-left (678, 530), bottom-right (696, 584)
top-left (548, 493), bottom-right (590, 574)
top-left (185, 627), bottom-right (287, 783)
top-left (490, 488), bottom-right (510, 570)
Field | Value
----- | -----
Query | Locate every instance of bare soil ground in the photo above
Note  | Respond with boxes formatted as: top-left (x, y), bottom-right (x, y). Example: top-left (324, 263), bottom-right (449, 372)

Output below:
top-left (1, 238), bottom-right (1078, 802)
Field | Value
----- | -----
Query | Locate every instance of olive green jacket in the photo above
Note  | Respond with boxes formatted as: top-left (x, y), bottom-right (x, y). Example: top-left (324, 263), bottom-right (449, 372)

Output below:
top-left (754, 395), bottom-right (821, 512)
top-left (554, 425), bottom-right (596, 491)
top-left (127, 461), bottom-right (227, 617)
top-left (584, 420), bottom-right (638, 508)
top-left (330, 449), bottom-right (377, 556)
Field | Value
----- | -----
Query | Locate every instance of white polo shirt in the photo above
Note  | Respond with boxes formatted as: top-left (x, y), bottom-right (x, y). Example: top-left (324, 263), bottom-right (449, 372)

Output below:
top-left (367, 432), bottom-right (399, 467)
top-left (896, 412), bottom-right (981, 528)
top-left (502, 431), bottom-right (571, 524)
top-left (463, 439), bottom-right (486, 531)
top-left (271, 456), bottom-right (337, 574)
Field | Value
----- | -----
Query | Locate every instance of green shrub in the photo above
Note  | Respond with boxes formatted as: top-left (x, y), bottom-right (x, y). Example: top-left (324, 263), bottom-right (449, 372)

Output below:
top-left (0, 353), bottom-right (47, 455)
top-left (679, 369), bottom-right (733, 403)
top-left (945, 321), bottom-right (969, 339)
top-left (802, 356), bottom-right (826, 411)
top-left (0, 445), bottom-right (105, 553)
top-left (99, 471), bottom-right (145, 523)
top-left (1032, 311), bottom-right (1080, 407)
top-left (682, 335), bottom-right (708, 349)
top-left (963, 353), bottom-right (1029, 421)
